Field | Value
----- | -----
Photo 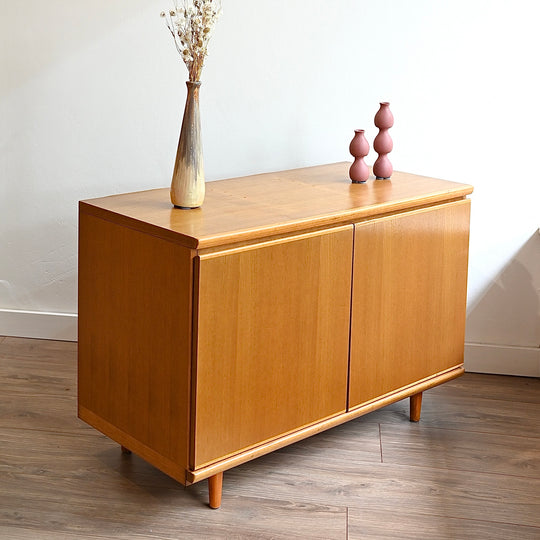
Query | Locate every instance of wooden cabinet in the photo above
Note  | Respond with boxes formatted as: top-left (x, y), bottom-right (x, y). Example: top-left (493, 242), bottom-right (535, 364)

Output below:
top-left (78, 163), bottom-right (472, 508)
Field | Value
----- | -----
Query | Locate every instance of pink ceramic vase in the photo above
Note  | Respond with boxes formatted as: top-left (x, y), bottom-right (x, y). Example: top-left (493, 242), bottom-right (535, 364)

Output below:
top-left (373, 102), bottom-right (394, 179)
top-left (349, 129), bottom-right (370, 184)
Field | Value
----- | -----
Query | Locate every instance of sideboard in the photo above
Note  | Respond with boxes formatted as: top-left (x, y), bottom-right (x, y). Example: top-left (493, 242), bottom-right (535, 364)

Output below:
top-left (78, 162), bottom-right (473, 509)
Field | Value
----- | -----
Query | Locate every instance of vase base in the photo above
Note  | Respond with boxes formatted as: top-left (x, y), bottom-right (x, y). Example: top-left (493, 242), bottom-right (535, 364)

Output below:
top-left (174, 205), bottom-right (201, 210)
top-left (351, 180), bottom-right (367, 184)
top-left (376, 177), bottom-right (391, 180)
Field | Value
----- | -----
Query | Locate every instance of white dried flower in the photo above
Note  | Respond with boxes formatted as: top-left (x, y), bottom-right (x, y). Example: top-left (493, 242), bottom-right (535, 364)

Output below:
top-left (160, 0), bottom-right (222, 81)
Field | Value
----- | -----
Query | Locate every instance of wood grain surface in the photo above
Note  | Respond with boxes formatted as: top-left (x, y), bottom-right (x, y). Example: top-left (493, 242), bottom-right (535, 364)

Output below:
top-left (347, 507), bottom-right (540, 540)
top-left (78, 212), bottom-right (194, 482)
top-left (2, 337), bottom-right (539, 539)
top-left (193, 227), bottom-right (353, 468)
top-left (349, 200), bottom-right (471, 406)
top-left (80, 162), bottom-right (473, 249)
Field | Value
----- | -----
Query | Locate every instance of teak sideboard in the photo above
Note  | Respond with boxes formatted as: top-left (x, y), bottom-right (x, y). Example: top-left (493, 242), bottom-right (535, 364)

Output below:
top-left (78, 162), bottom-right (473, 509)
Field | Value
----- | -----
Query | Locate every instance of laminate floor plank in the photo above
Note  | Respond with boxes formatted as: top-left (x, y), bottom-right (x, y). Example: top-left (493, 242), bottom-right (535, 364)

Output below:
top-left (0, 529), bottom-right (110, 540)
top-left (218, 444), bottom-right (540, 528)
top-left (431, 372), bottom-right (540, 404)
top-left (275, 420), bottom-right (382, 464)
top-left (0, 337), bottom-right (76, 396)
top-left (0, 473), bottom-right (346, 540)
top-left (0, 336), bottom-right (76, 364)
top-left (1, 427), bottom-right (181, 490)
top-left (347, 507), bottom-right (540, 540)
top-left (380, 423), bottom-right (540, 478)
top-left (363, 392), bottom-right (540, 438)
top-left (0, 393), bottom-right (90, 433)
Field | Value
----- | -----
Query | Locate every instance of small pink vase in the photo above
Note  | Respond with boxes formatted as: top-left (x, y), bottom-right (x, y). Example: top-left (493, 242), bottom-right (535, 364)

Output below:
top-left (373, 102), bottom-right (394, 179)
top-left (349, 129), bottom-right (370, 184)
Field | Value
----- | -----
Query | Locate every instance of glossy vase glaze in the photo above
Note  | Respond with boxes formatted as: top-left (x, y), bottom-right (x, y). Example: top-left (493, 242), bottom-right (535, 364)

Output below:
top-left (349, 129), bottom-right (370, 183)
top-left (171, 81), bottom-right (205, 208)
top-left (373, 102), bottom-right (394, 180)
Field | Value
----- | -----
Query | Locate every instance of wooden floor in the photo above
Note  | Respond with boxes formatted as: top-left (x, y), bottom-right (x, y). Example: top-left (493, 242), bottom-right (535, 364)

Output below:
top-left (1, 337), bottom-right (539, 539)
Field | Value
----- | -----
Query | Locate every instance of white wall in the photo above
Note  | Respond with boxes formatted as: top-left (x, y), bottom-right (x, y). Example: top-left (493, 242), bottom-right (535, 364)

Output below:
top-left (1, 1), bottom-right (539, 373)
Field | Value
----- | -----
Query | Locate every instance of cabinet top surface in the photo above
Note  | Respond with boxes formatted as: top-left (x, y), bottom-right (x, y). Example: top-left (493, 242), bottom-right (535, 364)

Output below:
top-left (80, 162), bottom-right (473, 249)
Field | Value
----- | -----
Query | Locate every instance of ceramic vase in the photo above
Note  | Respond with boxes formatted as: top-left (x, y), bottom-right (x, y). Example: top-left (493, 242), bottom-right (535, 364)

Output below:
top-left (373, 102), bottom-right (394, 180)
top-left (170, 81), bottom-right (205, 208)
top-left (349, 129), bottom-right (370, 184)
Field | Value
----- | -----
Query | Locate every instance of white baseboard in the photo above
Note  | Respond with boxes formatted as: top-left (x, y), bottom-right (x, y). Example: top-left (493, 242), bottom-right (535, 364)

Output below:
top-left (0, 309), bottom-right (77, 342)
top-left (465, 342), bottom-right (540, 377)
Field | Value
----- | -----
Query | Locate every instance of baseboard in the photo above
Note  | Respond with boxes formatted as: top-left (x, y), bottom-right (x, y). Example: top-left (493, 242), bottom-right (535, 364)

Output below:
top-left (0, 309), bottom-right (77, 342)
top-left (465, 342), bottom-right (540, 377)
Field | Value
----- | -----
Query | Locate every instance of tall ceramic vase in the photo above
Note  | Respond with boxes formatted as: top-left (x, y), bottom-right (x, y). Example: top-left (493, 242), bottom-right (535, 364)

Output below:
top-left (373, 102), bottom-right (394, 180)
top-left (170, 81), bottom-right (205, 208)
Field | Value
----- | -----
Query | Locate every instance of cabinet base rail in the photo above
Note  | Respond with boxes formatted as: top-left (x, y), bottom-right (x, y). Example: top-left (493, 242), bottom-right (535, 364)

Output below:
top-left (85, 364), bottom-right (462, 510)
top-left (187, 364), bottom-right (463, 488)
top-left (118, 387), bottom-right (429, 510)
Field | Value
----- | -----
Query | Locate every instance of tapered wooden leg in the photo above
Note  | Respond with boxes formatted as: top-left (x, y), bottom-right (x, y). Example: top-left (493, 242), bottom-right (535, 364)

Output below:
top-left (208, 472), bottom-right (223, 509)
top-left (410, 392), bottom-right (423, 422)
top-left (121, 445), bottom-right (132, 455)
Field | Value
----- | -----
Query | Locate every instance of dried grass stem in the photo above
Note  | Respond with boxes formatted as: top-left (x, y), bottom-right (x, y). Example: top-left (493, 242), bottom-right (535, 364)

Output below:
top-left (161, 0), bottom-right (222, 81)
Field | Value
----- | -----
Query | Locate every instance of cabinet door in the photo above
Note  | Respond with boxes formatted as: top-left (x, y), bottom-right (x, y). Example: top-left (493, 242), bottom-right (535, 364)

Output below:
top-left (192, 226), bottom-right (353, 468)
top-left (349, 200), bottom-right (471, 408)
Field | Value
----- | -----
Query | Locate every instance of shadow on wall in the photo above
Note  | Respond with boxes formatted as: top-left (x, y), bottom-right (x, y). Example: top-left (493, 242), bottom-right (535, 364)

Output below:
top-left (466, 230), bottom-right (540, 349)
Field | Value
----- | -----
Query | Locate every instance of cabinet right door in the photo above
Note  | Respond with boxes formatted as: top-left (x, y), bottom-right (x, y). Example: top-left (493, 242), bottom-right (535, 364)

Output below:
top-left (349, 199), bottom-right (471, 409)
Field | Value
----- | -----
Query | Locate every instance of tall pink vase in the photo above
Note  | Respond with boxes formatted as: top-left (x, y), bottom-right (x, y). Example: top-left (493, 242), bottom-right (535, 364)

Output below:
top-left (349, 129), bottom-right (370, 183)
top-left (373, 102), bottom-right (394, 179)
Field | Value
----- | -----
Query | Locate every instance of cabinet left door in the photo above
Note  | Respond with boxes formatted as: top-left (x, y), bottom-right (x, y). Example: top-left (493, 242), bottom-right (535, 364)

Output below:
top-left (78, 210), bottom-right (194, 484)
top-left (191, 226), bottom-right (354, 469)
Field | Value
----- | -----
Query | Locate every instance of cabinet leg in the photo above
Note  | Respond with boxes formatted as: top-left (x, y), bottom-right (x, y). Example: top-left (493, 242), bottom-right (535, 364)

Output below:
top-left (121, 445), bottom-right (132, 455)
top-left (410, 392), bottom-right (423, 422)
top-left (208, 472), bottom-right (223, 509)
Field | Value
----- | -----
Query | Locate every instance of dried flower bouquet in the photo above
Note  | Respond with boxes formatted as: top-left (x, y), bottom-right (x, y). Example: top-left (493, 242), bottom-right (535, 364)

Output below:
top-left (161, 0), bottom-right (222, 82)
